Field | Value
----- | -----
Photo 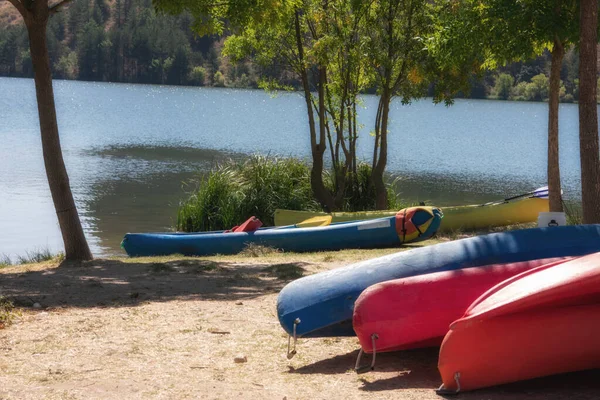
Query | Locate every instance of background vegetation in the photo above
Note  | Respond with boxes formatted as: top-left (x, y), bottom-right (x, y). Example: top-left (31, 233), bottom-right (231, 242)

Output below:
top-left (0, 0), bottom-right (592, 102)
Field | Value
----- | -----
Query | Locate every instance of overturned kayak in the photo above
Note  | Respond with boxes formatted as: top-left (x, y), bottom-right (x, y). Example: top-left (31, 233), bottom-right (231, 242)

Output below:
top-left (277, 225), bottom-right (600, 339)
top-left (438, 252), bottom-right (600, 393)
top-left (352, 257), bottom-right (567, 356)
top-left (122, 207), bottom-right (442, 257)
top-left (274, 197), bottom-right (549, 232)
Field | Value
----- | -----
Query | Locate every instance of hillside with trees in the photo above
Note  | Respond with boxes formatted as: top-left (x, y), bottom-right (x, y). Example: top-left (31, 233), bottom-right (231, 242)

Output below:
top-left (0, 0), bottom-right (590, 102)
top-left (0, 0), bottom-right (293, 87)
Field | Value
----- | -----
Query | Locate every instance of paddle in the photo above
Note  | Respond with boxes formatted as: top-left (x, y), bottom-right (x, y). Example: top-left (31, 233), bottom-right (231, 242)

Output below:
top-left (480, 186), bottom-right (549, 207)
top-left (295, 215), bottom-right (333, 228)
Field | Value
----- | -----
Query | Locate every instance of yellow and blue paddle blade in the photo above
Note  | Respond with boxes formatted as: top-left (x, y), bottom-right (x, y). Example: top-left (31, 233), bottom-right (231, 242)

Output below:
top-left (295, 215), bottom-right (333, 228)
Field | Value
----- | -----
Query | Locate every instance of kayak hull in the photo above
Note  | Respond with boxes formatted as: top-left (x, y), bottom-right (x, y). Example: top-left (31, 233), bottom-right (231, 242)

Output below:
top-left (277, 225), bottom-right (600, 338)
top-left (352, 257), bottom-right (567, 354)
top-left (438, 304), bottom-right (600, 392)
top-left (274, 198), bottom-right (549, 232)
top-left (438, 252), bottom-right (600, 392)
top-left (122, 208), bottom-right (441, 257)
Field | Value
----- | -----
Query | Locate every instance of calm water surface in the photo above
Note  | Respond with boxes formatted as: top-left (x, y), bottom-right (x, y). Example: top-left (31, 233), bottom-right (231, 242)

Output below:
top-left (0, 77), bottom-right (587, 258)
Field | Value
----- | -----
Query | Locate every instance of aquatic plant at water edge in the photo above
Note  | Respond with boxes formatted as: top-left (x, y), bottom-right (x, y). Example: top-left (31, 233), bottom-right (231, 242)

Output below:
top-left (177, 156), bottom-right (320, 232)
top-left (16, 248), bottom-right (64, 264)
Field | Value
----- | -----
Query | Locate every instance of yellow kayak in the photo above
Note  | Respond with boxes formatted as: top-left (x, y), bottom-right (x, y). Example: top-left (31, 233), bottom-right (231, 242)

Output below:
top-left (274, 197), bottom-right (549, 233)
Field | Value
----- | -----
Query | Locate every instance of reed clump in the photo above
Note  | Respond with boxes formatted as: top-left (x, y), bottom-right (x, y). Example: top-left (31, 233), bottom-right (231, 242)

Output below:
top-left (177, 155), bottom-right (319, 232)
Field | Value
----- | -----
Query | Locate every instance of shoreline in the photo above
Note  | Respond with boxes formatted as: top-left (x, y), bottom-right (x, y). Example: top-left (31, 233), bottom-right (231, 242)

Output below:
top-left (1, 235), bottom-right (598, 399)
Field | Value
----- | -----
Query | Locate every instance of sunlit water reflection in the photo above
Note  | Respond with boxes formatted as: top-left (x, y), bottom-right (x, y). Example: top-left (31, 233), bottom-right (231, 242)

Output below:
top-left (0, 77), bottom-right (588, 258)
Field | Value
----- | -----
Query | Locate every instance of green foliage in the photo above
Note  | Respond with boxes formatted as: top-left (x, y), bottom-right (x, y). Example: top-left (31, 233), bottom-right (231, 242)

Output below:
top-left (55, 51), bottom-right (78, 79)
top-left (329, 162), bottom-right (403, 211)
top-left (525, 73), bottom-right (549, 101)
top-left (176, 156), bottom-right (320, 232)
top-left (16, 248), bottom-right (63, 264)
top-left (563, 200), bottom-right (583, 225)
top-left (0, 0), bottom-right (268, 86)
top-left (0, 0), bottom-right (591, 101)
top-left (510, 73), bottom-right (550, 101)
top-left (188, 66), bottom-right (207, 85)
top-left (493, 73), bottom-right (513, 100)
top-left (213, 70), bottom-right (226, 87)
top-left (176, 156), bottom-right (401, 232)
top-left (0, 254), bottom-right (11, 268)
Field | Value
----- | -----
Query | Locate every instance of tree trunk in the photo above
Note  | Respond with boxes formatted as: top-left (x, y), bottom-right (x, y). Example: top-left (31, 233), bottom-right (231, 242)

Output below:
top-left (27, 15), bottom-right (93, 260)
top-left (294, 10), bottom-right (334, 212)
top-left (372, 91), bottom-right (390, 210)
top-left (578, 0), bottom-right (600, 224)
top-left (547, 38), bottom-right (564, 212)
top-left (316, 66), bottom-right (336, 211)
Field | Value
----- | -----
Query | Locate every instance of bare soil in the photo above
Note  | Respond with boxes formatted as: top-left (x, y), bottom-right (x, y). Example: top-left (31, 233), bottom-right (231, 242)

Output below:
top-left (1, 246), bottom-right (599, 399)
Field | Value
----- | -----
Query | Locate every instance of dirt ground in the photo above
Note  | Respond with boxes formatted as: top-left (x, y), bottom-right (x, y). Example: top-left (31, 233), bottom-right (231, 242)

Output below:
top-left (1, 246), bottom-right (600, 400)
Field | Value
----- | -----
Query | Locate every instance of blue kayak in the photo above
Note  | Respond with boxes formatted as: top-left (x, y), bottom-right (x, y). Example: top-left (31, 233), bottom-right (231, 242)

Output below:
top-left (277, 224), bottom-right (600, 338)
top-left (122, 207), bottom-right (442, 257)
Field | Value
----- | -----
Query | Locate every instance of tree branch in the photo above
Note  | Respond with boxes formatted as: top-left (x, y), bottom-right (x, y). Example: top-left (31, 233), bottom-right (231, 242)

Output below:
top-left (5, 0), bottom-right (27, 18)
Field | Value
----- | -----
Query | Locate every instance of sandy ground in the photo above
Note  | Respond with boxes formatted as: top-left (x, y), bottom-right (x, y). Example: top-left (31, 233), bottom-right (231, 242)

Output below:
top-left (1, 246), bottom-right (600, 400)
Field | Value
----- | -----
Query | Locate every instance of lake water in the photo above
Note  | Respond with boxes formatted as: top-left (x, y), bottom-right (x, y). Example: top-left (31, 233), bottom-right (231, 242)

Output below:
top-left (0, 77), bottom-right (588, 258)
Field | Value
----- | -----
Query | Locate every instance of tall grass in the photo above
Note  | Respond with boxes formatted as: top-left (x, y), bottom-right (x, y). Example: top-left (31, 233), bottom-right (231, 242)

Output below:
top-left (177, 155), bottom-right (403, 232)
top-left (177, 156), bottom-right (320, 232)
top-left (563, 200), bottom-right (583, 225)
top-left (0, 248), bottom-right (64, 267)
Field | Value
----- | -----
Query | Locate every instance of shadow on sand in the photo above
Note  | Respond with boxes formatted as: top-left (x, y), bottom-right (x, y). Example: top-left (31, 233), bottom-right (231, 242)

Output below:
top-left (289, 346), bottom-right (600, 399)
top-left (0, 258), bottom-right (309, 309)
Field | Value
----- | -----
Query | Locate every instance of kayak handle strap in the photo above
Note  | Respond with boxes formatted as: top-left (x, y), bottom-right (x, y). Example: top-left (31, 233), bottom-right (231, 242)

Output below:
top-left (286, 318), bottom-right (301, 359)
top-left (435, 372), bottom-right (461, 396)
top-left (354, 333), bottom-right (378, 374)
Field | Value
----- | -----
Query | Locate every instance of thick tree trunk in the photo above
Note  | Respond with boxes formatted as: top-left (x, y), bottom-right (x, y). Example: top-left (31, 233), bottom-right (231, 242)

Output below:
top-left (547, 39), bottom-right (564, 212)
top-left (578, 0), bottom-right (600, 224)
top-left (27, 16), bottom-right (93, 260)
top-left (372, 92), bottom-right (390, 210)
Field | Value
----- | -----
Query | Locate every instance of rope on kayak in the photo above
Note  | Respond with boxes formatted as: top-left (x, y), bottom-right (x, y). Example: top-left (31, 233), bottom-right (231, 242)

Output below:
top-left (286, 318), bottom-right (301, 359)
top-left (435, 372), bottom-right (461, 395)
top-left (354, 333), bottom-right (379, 374)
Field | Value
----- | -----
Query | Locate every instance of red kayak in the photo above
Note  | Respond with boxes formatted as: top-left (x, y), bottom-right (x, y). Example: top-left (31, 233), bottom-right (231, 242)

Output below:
top-left (438, 252), bottom-right (600, 393)
top-left (352, 257), bottom-right (566, 361)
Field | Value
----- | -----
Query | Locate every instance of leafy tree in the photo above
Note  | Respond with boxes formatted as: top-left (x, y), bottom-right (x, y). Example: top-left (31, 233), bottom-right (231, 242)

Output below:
top-left (493, 73), bottom-right (513, 100)
top-left (188, 65), bottom-right (207, 85)
top-left (55, 51), bottom-right (78, 79)
top-left (5, 0), bottom-right (93, 260)
top-left (213, 70), bottom-right (225, 87)
top-left (365, 0), bottom-right (437, 209)
top-left (578, 0), bottom-right (600, 223)
top-left (443, 0), bottom-right (582, 213)
top-left (525, 73), bottom-right (549, 101)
